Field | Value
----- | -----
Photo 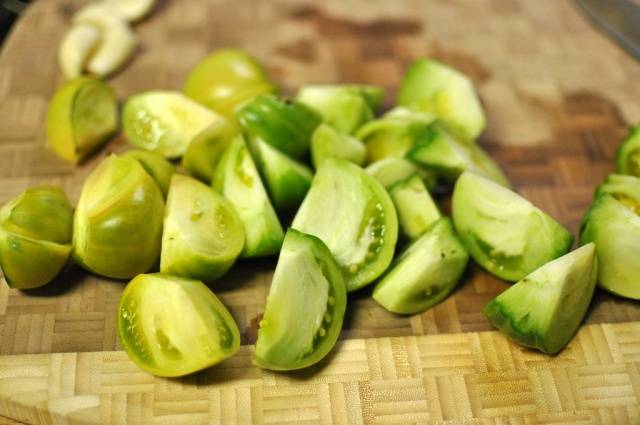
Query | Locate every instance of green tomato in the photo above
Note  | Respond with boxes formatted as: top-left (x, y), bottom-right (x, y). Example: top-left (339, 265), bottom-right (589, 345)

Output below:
top-left (366, 157), bottom-right (437, 192)
top-left (118, 273), bottom-right (240, 377)
top-left (389, 174), bottom-right (441, 240)
top-left (310, 123), bottom-right (367, 169)
top-left (236, 94), bottom-right (321, 160)
top-left (183, 48), bottom-right (277, 118)
top-left (161, 175), bottom-right (245, 283)
top-left (212, 136), bottom-right (284, 257)
top-left (123, 149), bottom-right (175, 198)
top-left (253, 229), bottom-right (347, 371)
top-left (292, 158), bottom-right (398, 291)
top-left (616, 125), bottom-right (640, 177)
top-left (73, 155), bottom-right (165, 279)
top-left (182, 120), bottom-right (239, 184)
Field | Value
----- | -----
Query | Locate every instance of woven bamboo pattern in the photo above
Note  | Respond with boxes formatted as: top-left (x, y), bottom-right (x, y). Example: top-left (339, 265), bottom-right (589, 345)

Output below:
top-left (1, 0), bottom-right (640, 423)
top-left (0, 323), bottom-right (639, 425)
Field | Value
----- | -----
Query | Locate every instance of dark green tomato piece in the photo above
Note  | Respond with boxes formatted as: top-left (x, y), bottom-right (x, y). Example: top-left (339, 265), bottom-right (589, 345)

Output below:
top-left (236, 94), bottom-right (321, 160)
top-left (73, 155), bottom-right (165, 279)
top-left (181, 119), bottom-right (239, 184)
top-left (310, 123), bottom-right (367, 169)
top-left (407, 121), bottom-right (509, 187)
top-left (249, 138), bottom-right (313, 212)
top-left (183, 48), bottom-right (277, 119)
top-left (373, 218), bottom-right (468, 315)
top-left (0, 229), bottom-right (71, 289)
top-left (253, 229), bottom-right (347, 371)
top-left (292, 158), bottom-right (398, 291)
top-left (398, 58), bottom-right (486, 142)
top-left (118, 273), bottom-right (240, 377)
top-left (389, 174), bottom-right (441, 240)
top-left (297, 85), bottom-right (376, 135)
top-left (484, 243), bottom-right (597, 354)
top-left (123, 149), bottom-right (176, 198)
top-left (452, 171), bottom-right (573, 282)
top-left (580, 194), bottom-right (640, 299)
top-left (212, 136), bottom-right (284, 257)
top-left (615, 125), bottom-right (640, 177)
top-left (0, 186), bottom-right (72, 244)
top-left (160, 175), bottom-right (245, 284)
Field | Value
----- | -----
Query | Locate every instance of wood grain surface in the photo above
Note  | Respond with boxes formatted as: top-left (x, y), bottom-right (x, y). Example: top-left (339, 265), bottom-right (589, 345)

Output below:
top-left (0, 0), bottom-right (639, 423)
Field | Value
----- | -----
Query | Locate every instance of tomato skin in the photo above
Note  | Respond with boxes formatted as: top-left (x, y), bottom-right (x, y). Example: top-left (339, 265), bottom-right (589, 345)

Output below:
top-left (183, 49), bottom-right (277, 118)
top-left (117, 273), bottom-right (240, 377)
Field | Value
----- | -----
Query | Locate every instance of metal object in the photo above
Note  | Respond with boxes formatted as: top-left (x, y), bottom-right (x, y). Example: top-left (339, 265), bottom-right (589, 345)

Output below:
top-left (575, 0), bottom-right (640, 60)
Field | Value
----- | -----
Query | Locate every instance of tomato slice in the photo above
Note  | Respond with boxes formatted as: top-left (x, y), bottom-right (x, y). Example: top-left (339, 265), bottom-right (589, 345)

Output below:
top-left (118, 273), bottom-right (240, 377)
top-left (292, 158), bottom-right (398, 291)
top-left (253, 229), bottom-right (347, 370)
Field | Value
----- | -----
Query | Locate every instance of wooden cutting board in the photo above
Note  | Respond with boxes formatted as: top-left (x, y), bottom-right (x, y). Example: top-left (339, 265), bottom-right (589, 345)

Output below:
top-left (0, 0), bottom-right (639, 423)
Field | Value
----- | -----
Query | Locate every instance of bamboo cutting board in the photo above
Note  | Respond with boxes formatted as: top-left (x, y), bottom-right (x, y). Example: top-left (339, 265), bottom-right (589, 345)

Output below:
top-left (0, 0), bottom-right (639, 423)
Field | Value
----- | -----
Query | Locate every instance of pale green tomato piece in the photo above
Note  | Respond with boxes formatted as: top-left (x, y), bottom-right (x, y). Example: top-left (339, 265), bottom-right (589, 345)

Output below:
top-left (407, 122), bottom-right (509, 187)
top-left (123, 91), bottom-right (223, 159)
top-left (46, 77), bottom-right (118, 164)
top-left (398, 58), bottom-right (486, 142)
top-left (0, 229), bottom-right (71, 289)
top-left (615, 125), bottom-right (640, 177)
top-left (73, 155), bottom-right (164, 279)
top-left (249, 138), bottom-right (313, 212)
top-left (452, 171), bottom-right (573, 282)
top-left (253, 229), bottom-right (346, 371)
top-left (292, 158), bottom-right (398, 291)
top-left (182, 120), bottom-right (239, 184)
top-left (236, 94), bottom-right (321, 160)
top-left (595, 174), bottom-right (640, 214)
top-left (366, 157), bottom-right (437, 191)
top-left (580, 194), bottom-right (640, 299)
top-left (123, 149), bottom-right (175, 197)
top-left (212, 136), bottom-right (284, 257)
top-left (161, 175), bottom-right (244, 283)
top-left (484, 243), bottom-right (597, 354)
top-left (0, 186), bottom-right (72, 244)
top-left (311, 123), bottom-right (367, 169)
top-left (389, 174), bottom-right (441, 240)
top-left (373, 218), bottom-right (468, 315)
top-left (297, 85), bottom-right (378, 135)
top-left (183, 48), bottom-right (277, 118)
top-left (118, 273), bottom-right (240, 377)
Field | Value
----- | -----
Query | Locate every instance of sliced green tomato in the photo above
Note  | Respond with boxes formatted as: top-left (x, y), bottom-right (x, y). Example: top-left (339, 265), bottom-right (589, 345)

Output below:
top-left (484, 243), bottom-right (597, 354)
top-left (123, 150), bottom-right (175, 197)
top-left (452, 172), bottom-right (573, 282)
top-left (0, 186), bottom-right (72, 245)
top-left (253, 229), bottom-right (347, 371)
top-left (183, 48), bottom-right (277, 118)
top-left (398, 58), bottom-right (486, 142)
top-left (249, 138), bottom-right (313, 212)
top-left (373, 218), bottom-right (468, 315)
top-left (182, 120), bottom-right (239, 183)
top-left (118, 273), bottom-right (240, 377)
top-left (236, 94), bottom-right (321, 160)
top-left (73, 155), bottom-right (165, 279)
top-left (0, 229), bottom-right (71, 289)
top-left (407, 122), bottom-right (509, 186)
top-left (366, 158), bottom-right (437, 191)
top-left (296, 85), bottom-right (376, 135)
top-left (212, 136), bottom-right (284, 257)
top-left (123, 91), bottom-right (223, 159)
top-left (615, 125), bottom-right (640, 177)
top-left (356, 85), bottom-right (385, 111)
top-left (580, 194), bottom-right (640, 299)
top-left (389, 174), bottom-right (441, 240)
top-left (356, 108), bottom-right (436, 163)
top-left (161, 175), bottom-right (244, 283)
top-left (292, 158), bottom-right (398, 291)
top-left (310, 123), bottom-right (367, 169)
top-left (46, 77), bottom-right (118, 164)
top-left (595, 174), bottom-right (640, 214)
